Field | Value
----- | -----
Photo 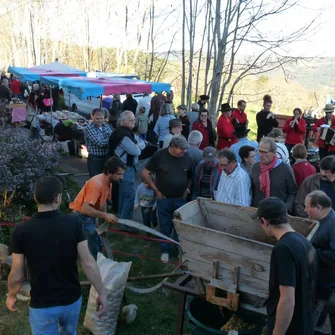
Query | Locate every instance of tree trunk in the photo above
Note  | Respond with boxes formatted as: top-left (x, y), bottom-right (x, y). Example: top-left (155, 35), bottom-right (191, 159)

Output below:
top-left (148, 0), bottom-right (155, 81)
top-left (181, 0), bottom-right (186, 105)
top-left (195, 0), bottom-right (209, 101)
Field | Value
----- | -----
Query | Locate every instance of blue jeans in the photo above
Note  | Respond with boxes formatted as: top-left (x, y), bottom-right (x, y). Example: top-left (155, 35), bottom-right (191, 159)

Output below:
top-left (87, 155), bottom-right (105, 177)
top-left (118, 167), bottom-right (135, 219)
top-left (30, 297), bottom-right (82, 335)
top-left (141, 206), bottom-right (158, 227)
top-left (157, 197), bottom-right (187, 254)
top-left (76, 213), bottom-right (101, 260)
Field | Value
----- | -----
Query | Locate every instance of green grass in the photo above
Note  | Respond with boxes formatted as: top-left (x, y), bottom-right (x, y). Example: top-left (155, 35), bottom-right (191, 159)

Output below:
top-left (0, 181), bottom-right (188, 335)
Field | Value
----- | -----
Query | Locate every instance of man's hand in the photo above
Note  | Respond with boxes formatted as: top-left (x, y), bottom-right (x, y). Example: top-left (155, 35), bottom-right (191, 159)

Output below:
top-left (134, 204), bottom-right (139, 211)
top-left (155, 190), bottom-right (166, 201)
top-left (6, 294), bottom-right (17, 312)
top-left (103, 213), bottom-right (118, 224)
top-left (96, 292), bottom-right (107, 318)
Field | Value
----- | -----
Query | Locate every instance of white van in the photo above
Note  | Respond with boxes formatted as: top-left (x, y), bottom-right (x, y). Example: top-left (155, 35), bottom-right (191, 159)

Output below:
top-left (62, 74), bottom-right (145, 116)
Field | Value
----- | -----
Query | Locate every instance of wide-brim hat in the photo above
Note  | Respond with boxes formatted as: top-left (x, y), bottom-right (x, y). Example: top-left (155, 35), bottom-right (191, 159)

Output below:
top-left (168, 118), bottom-right (184, 128)
top-left (199, 94), bottom-right (210, 100)
top-left (219, 103), bottom-right (233, 113)
top-left (235, 125), bottom-right (250, 138)
top-left (324, 104), bottom-right (335, 113)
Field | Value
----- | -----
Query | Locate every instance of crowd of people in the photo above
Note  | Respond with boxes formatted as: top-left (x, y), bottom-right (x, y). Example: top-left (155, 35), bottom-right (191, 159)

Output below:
top-left (5, 89), bottom-right (335, 335)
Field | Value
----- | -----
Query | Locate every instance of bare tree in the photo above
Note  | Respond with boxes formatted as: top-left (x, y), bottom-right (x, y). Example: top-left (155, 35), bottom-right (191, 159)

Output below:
top-left (206, 0), bottom-right (319, 123)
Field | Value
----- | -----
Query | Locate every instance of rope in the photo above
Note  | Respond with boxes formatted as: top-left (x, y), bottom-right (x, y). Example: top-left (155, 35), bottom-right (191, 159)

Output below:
top-left (125, 264), bottom-right (184, 294)
top-left (108, 227), bottom-right (175, 244)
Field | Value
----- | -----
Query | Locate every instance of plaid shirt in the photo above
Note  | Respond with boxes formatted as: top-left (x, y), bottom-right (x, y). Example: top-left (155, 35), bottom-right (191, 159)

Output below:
top-left (84, 122), bottom-right (112, 157)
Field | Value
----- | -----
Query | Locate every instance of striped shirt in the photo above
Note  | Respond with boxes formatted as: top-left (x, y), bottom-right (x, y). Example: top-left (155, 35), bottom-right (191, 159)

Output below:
top-left (276, 142), bottom-right (290, 164)
top-left (214, 164), bottom-right (251, 206)
top-left (84, 122), bottom-right (113, 157)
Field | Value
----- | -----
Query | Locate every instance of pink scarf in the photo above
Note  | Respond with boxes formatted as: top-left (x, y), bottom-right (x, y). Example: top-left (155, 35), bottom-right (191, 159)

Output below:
top-left (259, 156), bottom-right (278, 197)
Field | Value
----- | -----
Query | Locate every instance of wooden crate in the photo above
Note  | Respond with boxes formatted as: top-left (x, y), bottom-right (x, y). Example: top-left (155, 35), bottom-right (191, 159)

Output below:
top-left (173, 198), bottom-right (318, 313)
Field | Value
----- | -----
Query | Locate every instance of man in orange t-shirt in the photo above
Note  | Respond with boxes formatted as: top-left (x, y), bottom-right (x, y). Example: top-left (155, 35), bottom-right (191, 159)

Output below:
top-left (70, 157), bottom-right (126, 259)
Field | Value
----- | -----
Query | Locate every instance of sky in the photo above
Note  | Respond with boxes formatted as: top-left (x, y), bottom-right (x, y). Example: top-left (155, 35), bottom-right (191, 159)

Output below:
top-left (1, 0), bottom-right (335, 58)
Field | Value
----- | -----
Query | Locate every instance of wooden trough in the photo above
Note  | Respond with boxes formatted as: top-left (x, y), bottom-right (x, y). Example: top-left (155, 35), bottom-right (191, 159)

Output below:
top-left (173, 198), bottom-right (319, 314)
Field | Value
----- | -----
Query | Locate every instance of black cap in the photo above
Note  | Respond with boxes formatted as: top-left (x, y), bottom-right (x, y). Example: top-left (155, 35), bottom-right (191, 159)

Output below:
top-left (251, 197), bottom-right (287, 221)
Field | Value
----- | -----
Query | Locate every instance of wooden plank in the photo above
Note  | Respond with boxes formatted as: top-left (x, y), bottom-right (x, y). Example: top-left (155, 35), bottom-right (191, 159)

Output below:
top-left (174, 220), bottom-right (273, 263)
top-left (175, 291), bottom-right (187, 335)
top-left (174, 200), bottom-right (205, 227)
top-left (196, 199), bottom-right (317, 241)
top-left (180, 239), bottom-right (270, 281)
top-left (186, 257), bottom-right (269, 298)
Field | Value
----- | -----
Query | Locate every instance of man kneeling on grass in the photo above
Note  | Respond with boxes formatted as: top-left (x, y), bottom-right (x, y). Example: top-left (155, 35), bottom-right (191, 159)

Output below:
top-left (6, 176), bottom-right (106, 335)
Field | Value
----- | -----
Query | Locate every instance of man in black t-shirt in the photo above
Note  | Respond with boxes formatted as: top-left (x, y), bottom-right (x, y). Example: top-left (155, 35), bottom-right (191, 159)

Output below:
top-left (6, 177), bottom-right (106, 335)
top-left (142, 135), bottom-right (193, 263)
top-left (252, 197), bottom-right (318, 335)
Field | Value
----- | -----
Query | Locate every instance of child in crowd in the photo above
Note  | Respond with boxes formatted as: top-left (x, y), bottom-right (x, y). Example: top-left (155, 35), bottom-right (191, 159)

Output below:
top-left (307, 137), bottom-right (319, 155)
top-left (136, 107), bottom-right (150, 140)
top-left (134, 178), bottom-right (158, 229)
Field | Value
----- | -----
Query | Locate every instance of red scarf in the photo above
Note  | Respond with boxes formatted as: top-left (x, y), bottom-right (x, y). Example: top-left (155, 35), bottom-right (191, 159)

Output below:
top-left (259, 156), bottom-right (278, 197)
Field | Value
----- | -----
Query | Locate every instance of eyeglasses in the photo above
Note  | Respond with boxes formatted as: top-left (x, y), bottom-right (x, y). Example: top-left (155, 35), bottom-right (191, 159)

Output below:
top-left (126, 119), bottom-right (136, 122)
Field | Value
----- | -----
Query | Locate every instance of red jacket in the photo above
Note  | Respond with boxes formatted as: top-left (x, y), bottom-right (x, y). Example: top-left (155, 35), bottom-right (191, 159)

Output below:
top-left (217, 114), bottom-right (237, 150)
top-left (292, 161), bottom-right (316, 188)
top-left (282, 117), bottom-right (306, 145)
top-left (192, 120), bottom-right (215, 150)
top-left (10, 80), bottom-right (20, 95)
top-left (312, 116), bottom-right (335, 150)
top-left (232, 108), bottom-right (247, 125)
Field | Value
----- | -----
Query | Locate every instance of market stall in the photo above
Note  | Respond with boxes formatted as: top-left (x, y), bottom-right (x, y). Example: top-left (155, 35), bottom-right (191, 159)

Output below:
top-left (7, 62), bottom-right (86, 82)
top-left (40, 76), bottom-right (170, 99)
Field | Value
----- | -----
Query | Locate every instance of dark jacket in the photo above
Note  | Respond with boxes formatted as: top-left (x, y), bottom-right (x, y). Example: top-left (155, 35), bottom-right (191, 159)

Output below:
top-left (311, 209), bottom-right (335, 287)
top-left (107, 126), bottom-right (137, 166)
top-left (109, 99), bottom-right (123, 122)
top-left (123, 97), bottom-right (138, 114)
top-left (194, 160), bottom-right (222, 198)
top-left (294, 174), bottom-right (321, 218)
top-left (251, 161), bottom-right (297, 211)
top-left (179, 115), bottom-right (190, 139)
top-left (256, 110), bottom-right (279, 142)
top-left (0, 85), bottom-right (11, 101)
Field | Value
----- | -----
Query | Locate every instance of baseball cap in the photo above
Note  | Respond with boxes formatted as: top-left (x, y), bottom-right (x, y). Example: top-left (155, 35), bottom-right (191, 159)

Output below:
top-left (169, 119), bottom-right (183, 128)
top-left (251, 197), bottom-right (287, 221)
top-left (169, 135), bottom-right (190, 149)
top-left (203, 146), bottom-right (217, 161)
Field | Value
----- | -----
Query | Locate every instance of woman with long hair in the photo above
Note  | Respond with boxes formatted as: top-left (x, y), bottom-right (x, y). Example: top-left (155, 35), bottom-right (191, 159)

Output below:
top-left (25, 92), bottom-right (38, 128)
top-left (192, 109), bottom-right (216, 150)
